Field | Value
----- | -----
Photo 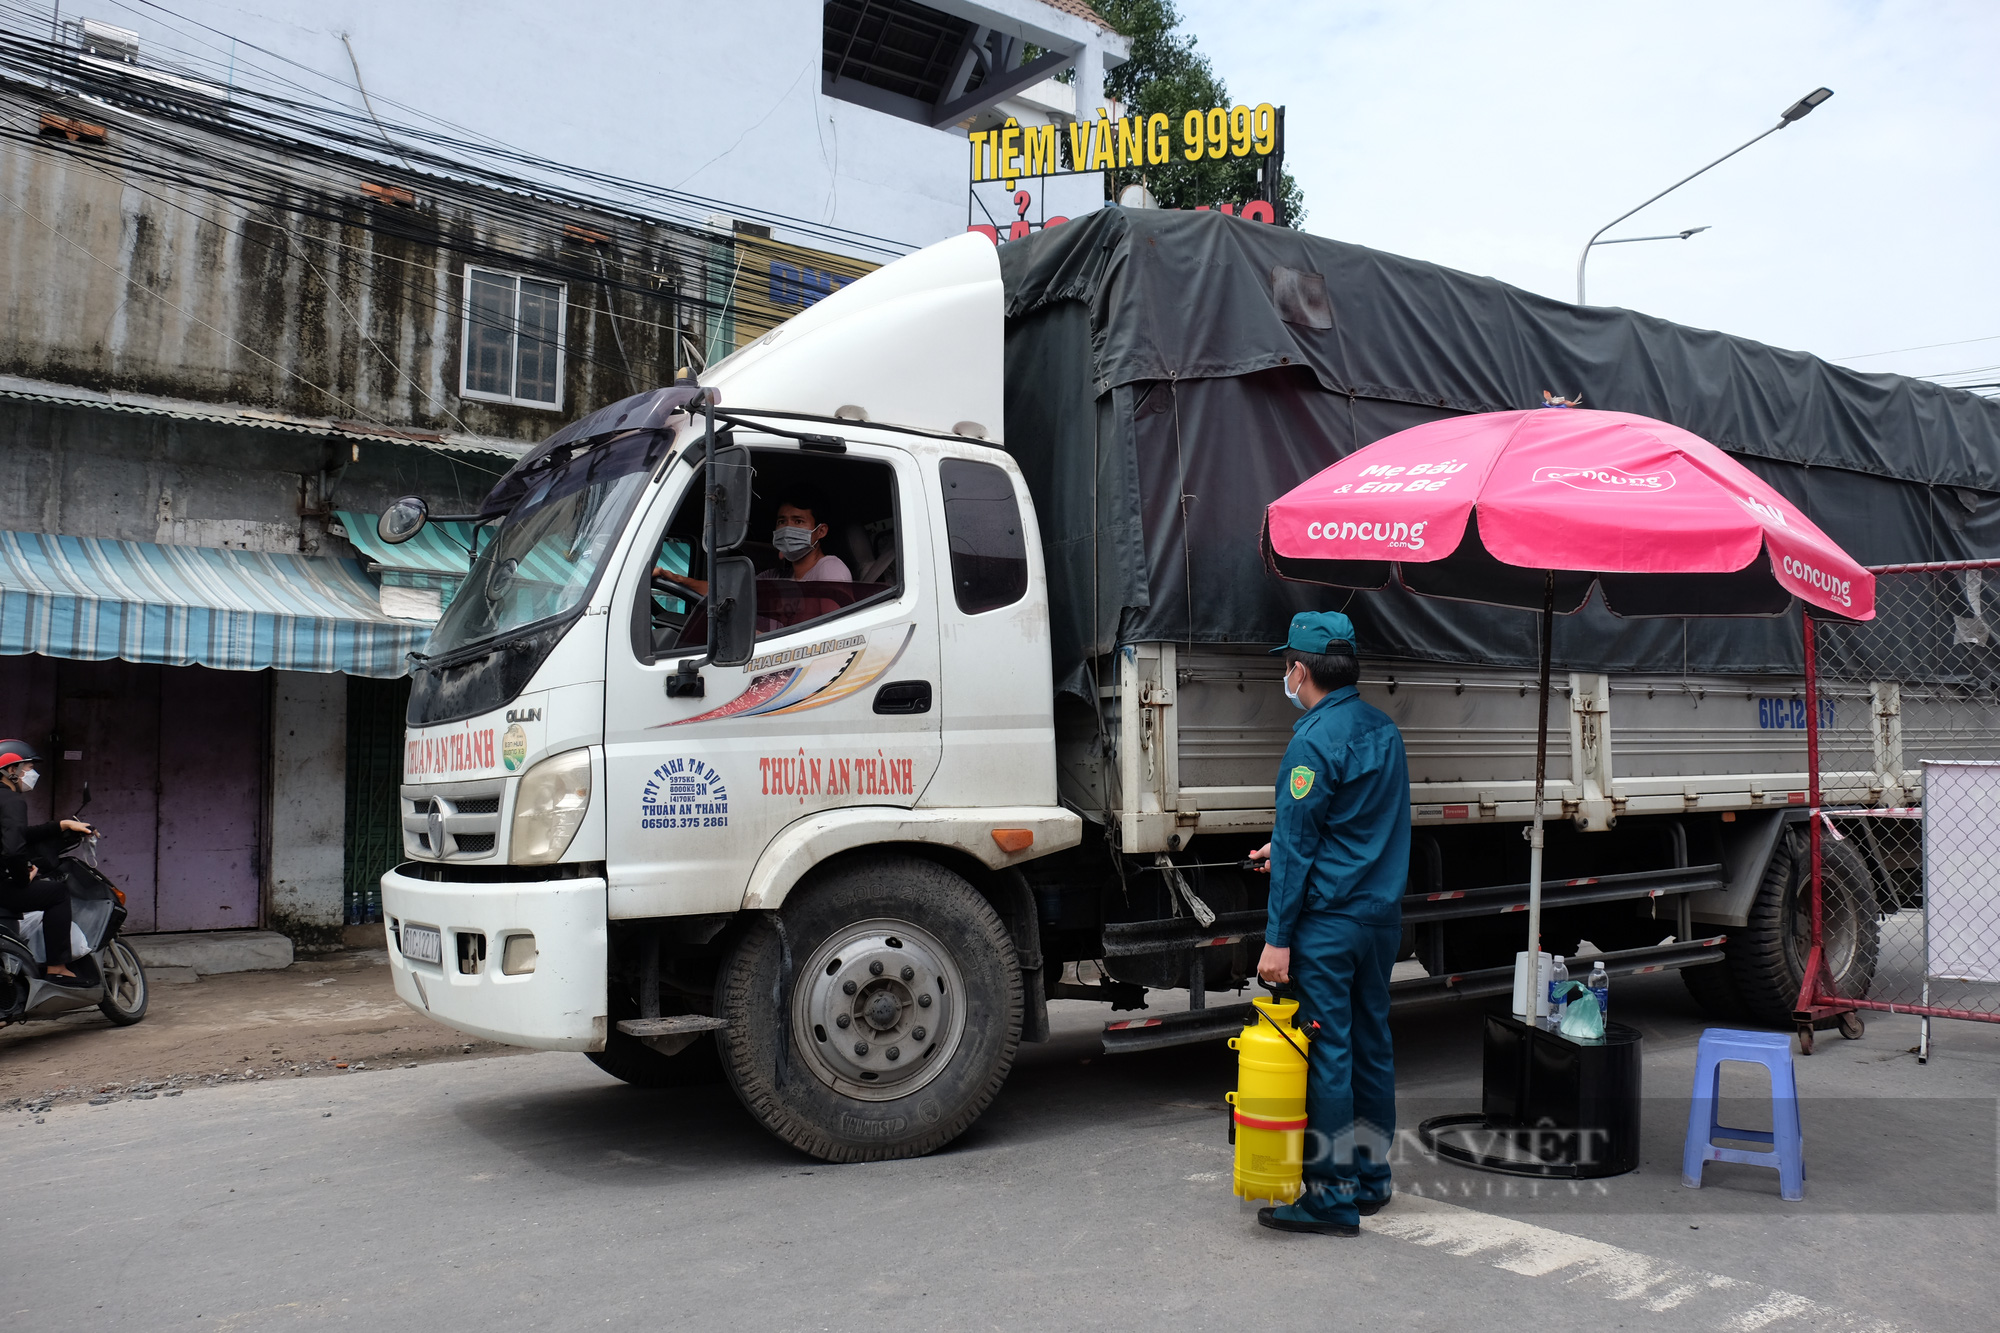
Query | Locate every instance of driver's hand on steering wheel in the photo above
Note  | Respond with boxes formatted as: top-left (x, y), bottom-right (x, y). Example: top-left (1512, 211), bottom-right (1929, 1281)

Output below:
top-left (654, 567), bottom-right (708, 597)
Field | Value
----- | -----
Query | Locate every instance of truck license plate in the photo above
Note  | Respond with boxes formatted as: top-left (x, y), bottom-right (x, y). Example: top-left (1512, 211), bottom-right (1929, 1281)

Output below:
top-left (400, 923), bottom-right (443, 965)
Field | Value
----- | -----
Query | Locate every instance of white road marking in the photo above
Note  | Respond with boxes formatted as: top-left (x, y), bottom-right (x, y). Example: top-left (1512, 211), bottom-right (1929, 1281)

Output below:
top-left (1371, 1194), bottom-right (1901, 1332)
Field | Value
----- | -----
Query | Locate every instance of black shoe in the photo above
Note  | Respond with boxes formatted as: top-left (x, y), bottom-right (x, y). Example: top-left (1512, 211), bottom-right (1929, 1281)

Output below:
top-left (1356, 1194), bottom-right (1391, 1216)
top-left (1257, 1206), bottom-right (1360, 1237)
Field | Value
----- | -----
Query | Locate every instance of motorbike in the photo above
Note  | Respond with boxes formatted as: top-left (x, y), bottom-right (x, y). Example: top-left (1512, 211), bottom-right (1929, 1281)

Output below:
top-left (0, 785), bottom-right (148, 1028)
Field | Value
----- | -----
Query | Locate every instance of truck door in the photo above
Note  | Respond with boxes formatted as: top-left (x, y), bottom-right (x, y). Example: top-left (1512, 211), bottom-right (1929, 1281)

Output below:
top-left (602, 439), bottom-right (943, 919)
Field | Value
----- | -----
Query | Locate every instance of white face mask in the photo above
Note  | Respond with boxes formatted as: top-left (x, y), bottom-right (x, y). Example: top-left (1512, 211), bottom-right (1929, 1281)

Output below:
top-left (19, 767), bottom-right (39, 791)
top-left (1283, 666), bottom-right (1306, 711)
top-left (772, 525), bottom-right (816, 560)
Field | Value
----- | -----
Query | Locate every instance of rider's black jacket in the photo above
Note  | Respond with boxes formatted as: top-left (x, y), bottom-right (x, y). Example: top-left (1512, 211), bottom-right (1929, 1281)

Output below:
top-left (0, 788), bottom-right (66, 882)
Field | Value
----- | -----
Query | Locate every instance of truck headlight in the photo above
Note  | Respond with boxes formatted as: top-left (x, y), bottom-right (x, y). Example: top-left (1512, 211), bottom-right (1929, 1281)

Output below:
top-left (510, 748), bottom-right (591, 864)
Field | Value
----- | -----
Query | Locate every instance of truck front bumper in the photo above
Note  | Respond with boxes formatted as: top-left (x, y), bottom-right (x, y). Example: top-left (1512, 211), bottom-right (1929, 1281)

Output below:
top-left (381, 866), bottom-right (609, 1052)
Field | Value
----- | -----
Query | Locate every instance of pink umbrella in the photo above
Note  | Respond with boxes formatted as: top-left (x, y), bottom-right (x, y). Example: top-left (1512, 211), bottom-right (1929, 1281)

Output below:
top-left (1264, 408), bottom-right (1872, 620)
top-left (1260, 408), bottom-right (1875, 1019)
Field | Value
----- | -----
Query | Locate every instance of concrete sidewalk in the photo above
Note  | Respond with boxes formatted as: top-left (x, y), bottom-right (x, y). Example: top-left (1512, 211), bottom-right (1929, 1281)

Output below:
top-left (0, 947), bottom-right (511, 1107)
top-left (127, 929), bottom-right (295, 981)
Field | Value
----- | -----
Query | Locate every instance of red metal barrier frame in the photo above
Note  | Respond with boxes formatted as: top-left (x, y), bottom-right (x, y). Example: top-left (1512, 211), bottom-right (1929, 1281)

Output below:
top-left (1798, 572), bottom-right (2000, 1051)
top-left (1794, 609), bottom-right (1857, 1052)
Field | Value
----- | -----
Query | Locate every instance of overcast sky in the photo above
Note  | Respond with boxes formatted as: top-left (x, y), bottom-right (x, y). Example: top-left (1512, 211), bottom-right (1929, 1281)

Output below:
top-left (1178, 0), bottom-right (2000, 391)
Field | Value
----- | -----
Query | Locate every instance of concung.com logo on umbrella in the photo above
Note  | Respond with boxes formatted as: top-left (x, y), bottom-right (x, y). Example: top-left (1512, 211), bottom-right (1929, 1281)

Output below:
top-left (1780, 555), bottom-right (1853, 608)
top-left (1531, 465), bottom-right (1677, 492)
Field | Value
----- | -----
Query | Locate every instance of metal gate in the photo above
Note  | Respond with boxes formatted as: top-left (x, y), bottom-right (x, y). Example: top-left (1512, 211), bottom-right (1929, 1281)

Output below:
top-left (1802, 561), bottom-right (2000, 1056)
top-left (343, 674), bottom-right (411, 925)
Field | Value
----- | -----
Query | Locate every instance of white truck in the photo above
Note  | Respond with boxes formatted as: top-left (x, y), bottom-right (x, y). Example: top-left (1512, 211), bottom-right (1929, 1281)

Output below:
top-left (379, 223), bottom-right (1903, 1162)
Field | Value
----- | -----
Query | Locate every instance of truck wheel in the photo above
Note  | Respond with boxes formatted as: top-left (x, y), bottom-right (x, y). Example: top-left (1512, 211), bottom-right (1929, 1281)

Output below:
top-left (1727, 829), bottom-right (1879, 1027)
top-left (715, 854), bottom-right (1021, 1163)
top-left (1679, 955), bottom-right (1747, 1019)
top-left (585, 1030), bottom-right (724, 1089)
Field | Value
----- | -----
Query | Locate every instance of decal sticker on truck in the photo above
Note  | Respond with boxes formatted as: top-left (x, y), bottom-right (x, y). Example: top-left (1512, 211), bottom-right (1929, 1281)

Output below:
top-left (640, 758), bottom-right (731, 830)
top-left (405, 726), bottom-right (497, 777)
top-left (1756, 697), bottom-right (1835, 729)
top-left (760, 748), bottom-right (916, 803)
top-left (657, 625), bottom-right (915, 727)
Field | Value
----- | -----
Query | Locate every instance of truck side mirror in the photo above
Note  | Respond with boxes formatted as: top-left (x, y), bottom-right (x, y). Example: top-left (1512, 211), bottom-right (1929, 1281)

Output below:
top-left (379, 496), bottom-right (430, 545)
top-left (709, 445), bottom-right (753, 552)
top-left (707, 554), bottom-right (758, 667)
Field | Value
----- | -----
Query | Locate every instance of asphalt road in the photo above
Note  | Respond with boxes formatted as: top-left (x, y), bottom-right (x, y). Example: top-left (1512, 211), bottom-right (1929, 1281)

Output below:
top-left (4, 973), bottom-right (1995, 1332)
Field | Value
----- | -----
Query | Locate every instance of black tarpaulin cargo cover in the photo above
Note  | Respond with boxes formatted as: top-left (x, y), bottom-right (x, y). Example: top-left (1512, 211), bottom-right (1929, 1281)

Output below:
top-left (998, 208), bottom-right (2000, 698)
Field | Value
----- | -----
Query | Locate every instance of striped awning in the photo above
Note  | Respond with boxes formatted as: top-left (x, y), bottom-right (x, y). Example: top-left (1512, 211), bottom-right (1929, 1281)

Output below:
top-left (335, 510), bottom-right (616, 606)
top-left (0, 531), bottom-right (428, 677)
top-left (335, 509), bottom-right (479, 595)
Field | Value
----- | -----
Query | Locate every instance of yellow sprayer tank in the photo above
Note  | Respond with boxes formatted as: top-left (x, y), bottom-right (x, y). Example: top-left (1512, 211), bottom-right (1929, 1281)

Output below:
top-left (1227, 995), bottom-right (1312, 1203)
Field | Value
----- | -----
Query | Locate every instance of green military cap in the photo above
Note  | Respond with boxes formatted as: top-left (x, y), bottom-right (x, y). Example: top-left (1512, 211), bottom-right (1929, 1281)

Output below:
top-left (1269, 610), bottom-right (1357, 655)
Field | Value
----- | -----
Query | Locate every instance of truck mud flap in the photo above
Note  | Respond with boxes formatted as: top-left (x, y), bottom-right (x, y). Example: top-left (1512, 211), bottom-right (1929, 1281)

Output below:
top-left (1098, 936), bottom-right (1727, 1054)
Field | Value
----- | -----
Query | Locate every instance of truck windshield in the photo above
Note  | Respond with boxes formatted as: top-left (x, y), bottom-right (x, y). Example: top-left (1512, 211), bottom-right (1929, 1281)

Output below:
top-left (424, 430), bottom-right (665, 659)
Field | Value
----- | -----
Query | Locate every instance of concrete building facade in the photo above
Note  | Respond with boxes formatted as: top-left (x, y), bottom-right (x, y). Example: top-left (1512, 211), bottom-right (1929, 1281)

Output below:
top-left (0, 1), bottom-right (1121, 948)
top-left (38, 0), bottom-right (1129, 257)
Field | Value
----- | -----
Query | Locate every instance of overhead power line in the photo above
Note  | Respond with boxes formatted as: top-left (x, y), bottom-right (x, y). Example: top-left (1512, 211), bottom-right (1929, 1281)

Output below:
top-left (0, 13), bottom-right (893, 403)
top-left (1838, 333), bottom-right (2000, 361)
top-left (0, 5), bottom-right (917, 258)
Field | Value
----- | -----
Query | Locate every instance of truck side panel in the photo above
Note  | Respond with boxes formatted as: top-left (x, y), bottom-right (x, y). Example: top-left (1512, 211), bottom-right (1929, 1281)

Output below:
top-left (1074, 643), bottom-right (1816, 850)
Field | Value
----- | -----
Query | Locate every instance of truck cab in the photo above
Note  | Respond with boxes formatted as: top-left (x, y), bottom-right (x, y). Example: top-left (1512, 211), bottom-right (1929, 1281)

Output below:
top-left (383, 236), bottom-right (1080, 1159)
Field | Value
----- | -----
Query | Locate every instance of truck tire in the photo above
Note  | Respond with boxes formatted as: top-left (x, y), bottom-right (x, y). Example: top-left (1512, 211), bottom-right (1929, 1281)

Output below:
top-left (715, 854), bottom-right (1022, 1163)
top-left (1726, 828), bottom-right (1879, 1027)
top-left (1678, 954), bottom-right (1748, 1019)
top-left (585, 1029), bottom-right (724, 1089)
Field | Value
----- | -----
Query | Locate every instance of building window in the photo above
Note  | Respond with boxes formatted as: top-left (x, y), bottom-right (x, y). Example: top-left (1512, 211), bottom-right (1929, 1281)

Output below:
top-left (461, 266), bottom-right (565, 409)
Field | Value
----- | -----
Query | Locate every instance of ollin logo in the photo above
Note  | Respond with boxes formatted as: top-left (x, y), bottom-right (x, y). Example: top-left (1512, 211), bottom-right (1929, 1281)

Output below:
top-left (1532, 465), bottom-right (1675, 493)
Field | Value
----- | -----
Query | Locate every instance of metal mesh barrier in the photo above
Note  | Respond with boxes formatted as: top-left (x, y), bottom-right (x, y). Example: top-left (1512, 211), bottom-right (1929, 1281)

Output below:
top-left (1805, 563), bottom-right (2000, 1054)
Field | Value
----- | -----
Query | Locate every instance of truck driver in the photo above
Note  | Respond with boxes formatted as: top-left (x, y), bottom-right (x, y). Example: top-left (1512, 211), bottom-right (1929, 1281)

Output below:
top-left (654, 487), bottom-right (852, 598)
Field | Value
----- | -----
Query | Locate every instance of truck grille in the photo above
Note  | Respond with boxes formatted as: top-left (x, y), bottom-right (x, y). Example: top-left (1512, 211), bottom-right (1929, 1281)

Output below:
top-left (401, 782), bottom-right (504, 861)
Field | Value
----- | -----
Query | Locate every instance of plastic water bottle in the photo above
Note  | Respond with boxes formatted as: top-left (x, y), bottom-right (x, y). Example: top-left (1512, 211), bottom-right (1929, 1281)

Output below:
top-left (1588, 960), bottom-right (1610, 1021)
top-left (1545, 955), bottom-right (1569, 1030)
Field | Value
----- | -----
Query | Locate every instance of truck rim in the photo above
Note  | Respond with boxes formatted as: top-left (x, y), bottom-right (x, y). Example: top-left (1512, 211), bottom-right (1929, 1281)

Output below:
top-left (1786, 847), bottom-right (1862, 984)
top-left (791, 917), bottom-right (965, 1102)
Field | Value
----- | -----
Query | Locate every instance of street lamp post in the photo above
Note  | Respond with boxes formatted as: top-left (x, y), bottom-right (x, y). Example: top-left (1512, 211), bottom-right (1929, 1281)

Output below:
top-left (1576, 88), bottom-right (1832, 305)
top-left (1597, 226), bottom-right (1712, 247)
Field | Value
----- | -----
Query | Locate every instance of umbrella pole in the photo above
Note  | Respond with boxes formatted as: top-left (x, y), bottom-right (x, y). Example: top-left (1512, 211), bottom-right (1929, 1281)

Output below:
top-left (1525, 571), bottom-right (1556, 1025)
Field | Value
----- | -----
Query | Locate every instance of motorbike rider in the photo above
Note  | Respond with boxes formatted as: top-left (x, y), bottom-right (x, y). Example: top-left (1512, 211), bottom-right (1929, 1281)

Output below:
top-left (0, 741), bottom-right (96, 983)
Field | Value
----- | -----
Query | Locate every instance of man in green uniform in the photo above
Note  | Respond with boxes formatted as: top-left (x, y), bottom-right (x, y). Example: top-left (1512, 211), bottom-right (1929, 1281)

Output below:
top-left (1249, 611), bottom-right (1410, 1237)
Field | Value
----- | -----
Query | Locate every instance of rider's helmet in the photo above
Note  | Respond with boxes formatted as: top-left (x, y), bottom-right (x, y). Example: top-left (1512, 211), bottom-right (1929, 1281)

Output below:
top-left (0, 740), bottom-right (39, 772)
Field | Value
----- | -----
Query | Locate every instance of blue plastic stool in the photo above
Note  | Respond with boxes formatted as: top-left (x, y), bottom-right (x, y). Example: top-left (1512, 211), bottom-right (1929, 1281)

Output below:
top-left (1681, 1028), bottom-right (1804, 1201)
